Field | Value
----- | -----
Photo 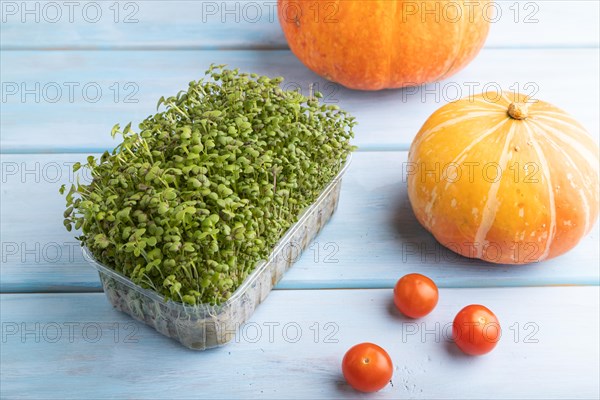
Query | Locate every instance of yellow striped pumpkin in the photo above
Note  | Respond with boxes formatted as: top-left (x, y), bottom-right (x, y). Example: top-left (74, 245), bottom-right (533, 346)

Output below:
top-left (407, 92), bottom-right (599, 264)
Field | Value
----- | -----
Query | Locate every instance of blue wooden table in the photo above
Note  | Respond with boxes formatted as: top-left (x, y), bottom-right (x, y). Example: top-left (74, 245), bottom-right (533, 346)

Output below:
top-left (1, 1), bottom-right (599, 398)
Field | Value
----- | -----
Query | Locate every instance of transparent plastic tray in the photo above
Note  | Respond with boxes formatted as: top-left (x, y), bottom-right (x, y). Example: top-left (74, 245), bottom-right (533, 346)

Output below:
top-left (83, 157), bottom-right (351, 350)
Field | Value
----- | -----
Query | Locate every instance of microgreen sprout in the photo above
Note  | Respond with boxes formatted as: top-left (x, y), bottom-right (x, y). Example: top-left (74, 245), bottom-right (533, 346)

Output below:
top-left (61, 65), bottom-right (356, 305)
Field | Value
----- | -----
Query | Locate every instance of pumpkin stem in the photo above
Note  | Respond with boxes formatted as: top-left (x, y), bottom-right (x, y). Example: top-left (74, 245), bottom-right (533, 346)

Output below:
top-left (508, 102), bottom-right (529, 120)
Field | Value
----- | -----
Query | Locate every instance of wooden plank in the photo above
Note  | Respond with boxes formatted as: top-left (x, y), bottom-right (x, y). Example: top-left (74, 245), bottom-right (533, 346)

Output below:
top-left (1, 1), bottom-right (598, 50)
top-left (2, 152), bottom-right (598, 293)
top-left (1, 287), bottom-right (598, 399)
top-left (0, 0), bottom-right (287, 50)
top-left (1, 48), bottom-right (599, 153)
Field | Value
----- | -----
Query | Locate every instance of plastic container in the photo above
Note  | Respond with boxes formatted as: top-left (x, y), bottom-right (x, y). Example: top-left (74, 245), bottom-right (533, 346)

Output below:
top-left (83, 157), bottom-right (351, 350)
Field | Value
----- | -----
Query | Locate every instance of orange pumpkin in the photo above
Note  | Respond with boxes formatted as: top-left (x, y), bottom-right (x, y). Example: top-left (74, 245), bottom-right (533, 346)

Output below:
top-left (278, 0), bottom-right (491, 90)
top-left (407, 92), bottom-right (600, 264)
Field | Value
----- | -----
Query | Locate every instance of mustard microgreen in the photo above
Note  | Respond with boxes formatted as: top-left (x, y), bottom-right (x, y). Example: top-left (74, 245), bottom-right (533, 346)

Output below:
top-left (61, 65), bottom-right (356, 305)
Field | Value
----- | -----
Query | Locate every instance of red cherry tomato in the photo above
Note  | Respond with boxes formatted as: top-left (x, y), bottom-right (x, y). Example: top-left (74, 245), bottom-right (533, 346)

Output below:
top-left (342, 343), bottom-right (393, 392)
top-left (393, 273), bottom-right (439, 318)
top-left (452, 304), bottom-right (501, 355)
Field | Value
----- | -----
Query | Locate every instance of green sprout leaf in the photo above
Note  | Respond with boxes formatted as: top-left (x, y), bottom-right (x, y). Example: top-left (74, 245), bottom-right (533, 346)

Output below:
top-left (60, 65), bottom-right (355, 306)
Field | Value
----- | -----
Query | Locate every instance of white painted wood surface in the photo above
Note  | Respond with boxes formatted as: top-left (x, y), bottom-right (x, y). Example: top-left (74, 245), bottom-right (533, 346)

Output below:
top-left (1, 287), bottom-right (599, 399)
